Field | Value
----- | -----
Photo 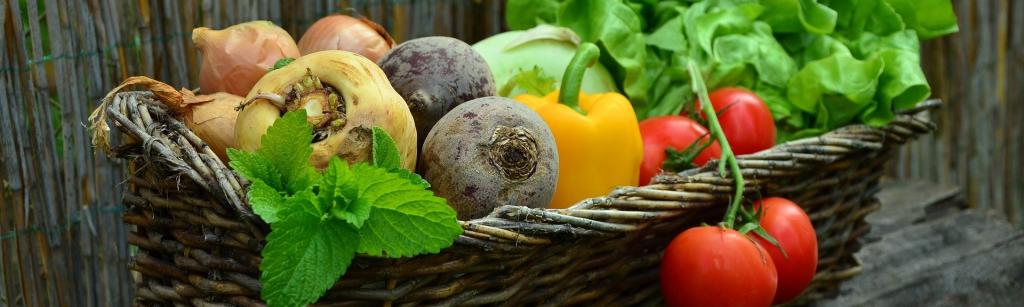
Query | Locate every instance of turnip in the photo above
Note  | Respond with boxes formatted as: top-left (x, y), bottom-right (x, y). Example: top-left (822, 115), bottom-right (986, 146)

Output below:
top-left (472, 25), bottom-right (618, 97)
top-left (419, 97), bottom-right (558, 220)
top-left (235, 50), bottom-right (417, 170)
top-left (378, 36), bottom-right (496, 148)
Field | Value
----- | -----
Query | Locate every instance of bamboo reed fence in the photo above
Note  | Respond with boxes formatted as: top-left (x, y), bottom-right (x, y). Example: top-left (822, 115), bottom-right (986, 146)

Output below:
top-left (0, 0), bottom-right (1017, 306)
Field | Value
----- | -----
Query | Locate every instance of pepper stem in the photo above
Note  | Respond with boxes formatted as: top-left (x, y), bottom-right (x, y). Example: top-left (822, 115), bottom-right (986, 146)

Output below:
top-left (558, 43), bottom-right (600, 113)
top-left (687, 60), bottom-right (745, 229)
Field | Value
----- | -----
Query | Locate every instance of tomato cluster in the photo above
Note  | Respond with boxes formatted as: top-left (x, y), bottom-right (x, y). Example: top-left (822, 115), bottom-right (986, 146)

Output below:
top-left (660, 197), bottom-right (818, 306)
top-left (638, 87), bottom-right (775, 185)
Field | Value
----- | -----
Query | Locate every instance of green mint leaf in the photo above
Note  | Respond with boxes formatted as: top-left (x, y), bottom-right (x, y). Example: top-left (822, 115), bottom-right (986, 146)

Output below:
top-left (394, 169), bottom-right (430, 189)
top-left (256, 110), bottom-right (318, 194)
top-left (248, 180), bottom-right (285, 223)
top-left (260, 196), bottom-right (359, 307)
top-left (371, 127), bottom-right (402, 170)
top-left (350, 164), bottom-right (462, 257)
top-left (228, 148), bottom-right (283, 191)
top-left (370, 127), bottom-right (430, 188)
top-left (320, 158), bottom-right (371, 228)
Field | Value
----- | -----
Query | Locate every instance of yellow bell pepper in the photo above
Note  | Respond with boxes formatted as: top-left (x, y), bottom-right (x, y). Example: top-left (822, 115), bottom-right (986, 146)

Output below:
top-left (514, 43), bottom-right (643, 209)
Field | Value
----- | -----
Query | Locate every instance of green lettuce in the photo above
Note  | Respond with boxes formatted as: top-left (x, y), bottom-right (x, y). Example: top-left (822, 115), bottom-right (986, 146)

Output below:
top-left (504, 0), bottom-right (958, 139)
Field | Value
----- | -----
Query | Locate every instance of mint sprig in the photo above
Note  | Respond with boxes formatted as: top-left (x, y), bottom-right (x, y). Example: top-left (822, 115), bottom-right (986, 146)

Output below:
top-left (259, 194), bottom-right (358, 307)
top-left (371, 126), bottom-right (430, 188)
top-left (228, 111), bottom-right (461, 307)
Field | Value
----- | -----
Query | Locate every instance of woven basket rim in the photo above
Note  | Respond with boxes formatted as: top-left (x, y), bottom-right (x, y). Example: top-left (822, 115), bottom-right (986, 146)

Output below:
top-left (95, 91), bottom-right (939, 251)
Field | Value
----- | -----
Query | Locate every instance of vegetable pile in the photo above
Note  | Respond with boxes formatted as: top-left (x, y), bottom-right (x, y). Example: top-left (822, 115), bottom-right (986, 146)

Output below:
top-left (98, 1), bottom-right (958, 305)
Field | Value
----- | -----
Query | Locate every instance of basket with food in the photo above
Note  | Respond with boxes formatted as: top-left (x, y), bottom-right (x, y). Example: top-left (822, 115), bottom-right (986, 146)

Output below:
top-left (91, 1), bottom-right (956, 306)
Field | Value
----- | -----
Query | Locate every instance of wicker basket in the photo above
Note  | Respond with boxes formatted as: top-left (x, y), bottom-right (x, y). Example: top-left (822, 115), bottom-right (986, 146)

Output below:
top-left (95, 89), bottom-right (939, 306)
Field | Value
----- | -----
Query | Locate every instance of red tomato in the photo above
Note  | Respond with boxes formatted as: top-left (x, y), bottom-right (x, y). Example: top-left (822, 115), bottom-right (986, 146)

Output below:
top-left (660, 226), bottom-right (778, 307)
top-left (752, 197), bottom-right (818, 304)
top-left (695, 87), bottom-right (776, 155)
top-left (638, 116), bottom-right (722, 185)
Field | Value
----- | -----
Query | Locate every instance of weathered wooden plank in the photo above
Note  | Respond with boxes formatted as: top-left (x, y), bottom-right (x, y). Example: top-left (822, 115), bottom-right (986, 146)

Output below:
top-left (817, 210), bottom-right (1024, 307)
top-left (1006, 0), bottom-right (1023, 227)
top-left (860, 180), bottom-right (962, 241)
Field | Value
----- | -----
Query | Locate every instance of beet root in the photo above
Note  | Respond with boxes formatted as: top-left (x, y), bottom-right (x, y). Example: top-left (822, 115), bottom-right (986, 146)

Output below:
top-left (378, 36), bottom-right (496, 148)
top-left (419, 96), bottom-right (558, 220)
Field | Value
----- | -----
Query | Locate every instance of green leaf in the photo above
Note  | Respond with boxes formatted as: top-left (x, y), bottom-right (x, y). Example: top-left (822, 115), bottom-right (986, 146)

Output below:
top-left (259, 197), bottom-right (359, 307)
top-left (645, 11), bottom-right (686, 52)
top-left (830, 0), bottom-right (905, 37)
top-left (371, 127), bottom-right (402, 170)
top-left (229, 148), bottom-right (284, 191)
top-left (883, 0), bottom-right (959, 40)
top-left (786, 52), bottom-right (883, 130)
top-left (712, 22), bottom-right (798, 88)
top-left (498, 66), bottom-right (559, 97)
top-left (320, 158), bottom-right (371, 228)
top-left (350, 164), bottom-right (462, 258)
top-left (851, 30), bottom-right (930, 126)
top-left (257, 110), bottom-right (318, 194)
top-left (506, 0), bottom-right (560, 30)
top-left (394, 169), bottom-right (431, 189)
top-left (229, 110), bottom-right (318, 196)
top-left (759, 0), bottom-right (837, 34)
top-left (247, 180), bottom-right (285, 223)
top-left (685, 2), bottom-right (763, 57)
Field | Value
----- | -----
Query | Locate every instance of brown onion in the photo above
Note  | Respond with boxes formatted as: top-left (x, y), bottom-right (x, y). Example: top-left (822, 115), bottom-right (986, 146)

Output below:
top-left (193, 21), bottom-right (300, 96)
top-left (179, 91), bottom-right (242, 163)
top-left (297, 15), bottom-right (395, 62)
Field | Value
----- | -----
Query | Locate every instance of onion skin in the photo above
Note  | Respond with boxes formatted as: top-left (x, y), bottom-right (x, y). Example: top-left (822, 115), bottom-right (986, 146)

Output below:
top-left (193, 21), bottom-right (300, 96)
top-left (235, 50), bottom-right (417, 170)
top-left (181, 92), bottom-right (242, 163)
top-left (298, 15), bottom-right (395, 62)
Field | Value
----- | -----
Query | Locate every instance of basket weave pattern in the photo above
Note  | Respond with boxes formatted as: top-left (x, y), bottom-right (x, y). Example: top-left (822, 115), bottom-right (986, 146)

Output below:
top-left (103, 91), bottom-right (938, 306)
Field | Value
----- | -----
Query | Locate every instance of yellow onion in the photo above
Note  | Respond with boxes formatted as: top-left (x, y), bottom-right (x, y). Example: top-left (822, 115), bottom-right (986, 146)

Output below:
top-left (235, 50), bottom-right (416, 170)
top-left (193, 21), bottom-right (300, 96)
top-left (179, 91), bottom-right (243, 163)
top-left (297, 15), bottom-right (394, 62)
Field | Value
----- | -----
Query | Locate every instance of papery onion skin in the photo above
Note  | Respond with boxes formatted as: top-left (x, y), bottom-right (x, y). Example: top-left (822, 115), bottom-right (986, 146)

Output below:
top-left (297, 15), bottom-right (395, 62)
top-left (194, 21), bottom-right (300, 96)
top-left (235, 50), bottom-right (417, 170)
top-left (181, 92), bottom-right (243, 163)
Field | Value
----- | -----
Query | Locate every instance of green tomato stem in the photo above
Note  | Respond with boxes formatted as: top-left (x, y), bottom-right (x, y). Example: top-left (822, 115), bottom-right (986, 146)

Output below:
top-left (558, 43), bottom-right (600, 113)
top-left (687, 60), bottom-right (745, 230)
